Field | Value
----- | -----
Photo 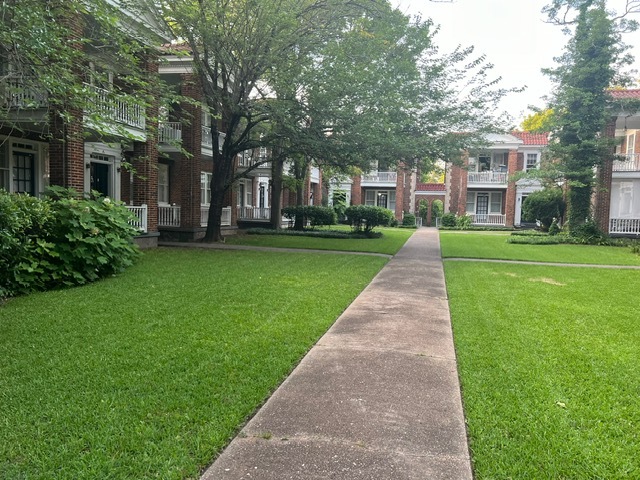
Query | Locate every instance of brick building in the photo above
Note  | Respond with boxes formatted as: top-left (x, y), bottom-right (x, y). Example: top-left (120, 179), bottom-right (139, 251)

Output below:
top-left (445, 132), bottom-right (548, 227)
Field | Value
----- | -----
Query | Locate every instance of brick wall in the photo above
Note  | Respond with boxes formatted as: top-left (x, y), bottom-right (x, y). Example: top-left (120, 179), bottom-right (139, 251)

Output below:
top-left (504, 149), bottom-right (519, 227)
top-left (351, 175), bottom-right (362, 205)
top-left (593, 118), bottom-right (617, 232)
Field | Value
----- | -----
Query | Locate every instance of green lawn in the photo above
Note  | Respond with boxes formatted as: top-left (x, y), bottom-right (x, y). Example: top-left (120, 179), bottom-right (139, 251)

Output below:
top-left (444, 244), bottom-right (640, 477)
top-left (440, 231), bottom-right (640, 265)
top-left (225, 227), bottom-right (414, 255)
top-left (0, 248), bottom-right (387, 480)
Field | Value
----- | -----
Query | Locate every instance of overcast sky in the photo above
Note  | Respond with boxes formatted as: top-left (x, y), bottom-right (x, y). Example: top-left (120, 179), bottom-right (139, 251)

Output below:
top-left (394, 0), bottom-right (640, 125)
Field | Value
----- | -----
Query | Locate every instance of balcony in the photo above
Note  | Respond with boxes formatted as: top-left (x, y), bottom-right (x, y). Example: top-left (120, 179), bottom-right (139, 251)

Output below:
top-left (361, 171), bottom-right (397, 186)
top-left (613, 154), bottom-right (640, 172)
top-left (1, 76), bottom-right (48, 109)
top-left (469, 213), bottom-right (506, 226)
top-left (467, 171), bottom-right (508, 185)
top-left (158, 122), bottom-right (182, 144)
top-left (84, 83), bottom-right (145, 134)
top-left (238, 155), bottom-right (271, 170)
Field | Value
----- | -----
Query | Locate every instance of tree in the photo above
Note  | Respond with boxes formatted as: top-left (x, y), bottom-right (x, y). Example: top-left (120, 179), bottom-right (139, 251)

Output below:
top-left (522, 187), bottom-right (566, 230)
top-left (543, 0), bottom-right (635, 231)
top-left (521, 108), bottom-right (554, 132)
top-left (1, 0), bottom-right (166, 140)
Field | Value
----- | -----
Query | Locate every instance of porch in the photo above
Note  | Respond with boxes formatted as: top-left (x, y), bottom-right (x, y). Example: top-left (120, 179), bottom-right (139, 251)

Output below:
top-left (609, 218), bottom-right (640, 235)
top-left (468, 213), bottom-right (506, 226)
top-left (613, 153), bottom-right (640, 172)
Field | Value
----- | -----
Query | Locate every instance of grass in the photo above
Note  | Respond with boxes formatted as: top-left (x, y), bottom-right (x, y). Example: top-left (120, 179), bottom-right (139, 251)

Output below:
top-left (440, 231), bottom-right (640, 265)
top-left (0, 248), bottom-right (387, 480)
top-left (445, 262), bottom-right (640, 479)
top-left (225, 227), bottom-right (414, 255)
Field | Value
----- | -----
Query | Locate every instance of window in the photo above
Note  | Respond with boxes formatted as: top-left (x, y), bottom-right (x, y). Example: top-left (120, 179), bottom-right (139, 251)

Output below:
top-left (365, 190), bottom-right (375, 206)
top-left (201, 172), bottom-right (212, 205)
top-left (245, 180), bottom-right (253, 207)
top-left (365, 189), bottom-right (395, 210)
top-left (490, 192), bottom-right (502, 214)
top-left (466, 192), bottom-right (475, 213)
top-left (627, 133), bottom-right (636, 155)
top-left (526, 153), bottom-right (539, 170)
top-left (478, 155), bottom-right (491, 172)
top-left (158, 163), bottom-right (169, 204)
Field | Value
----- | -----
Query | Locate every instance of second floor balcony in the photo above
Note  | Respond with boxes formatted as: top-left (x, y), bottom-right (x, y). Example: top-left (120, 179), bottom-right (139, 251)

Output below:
top-left (1, 76), bottom-right (48, 109)
top-left (613, 153), bottom-right (640, 172)
top-left (362, 171), bottom-right (397, 185)
top-left (467, 171), bottom-right (508, 185)
top-left (84, 83), bottom-right (145, 135)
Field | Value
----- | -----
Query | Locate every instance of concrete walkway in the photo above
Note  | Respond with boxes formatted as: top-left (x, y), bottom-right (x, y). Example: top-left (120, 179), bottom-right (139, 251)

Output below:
top-left (201, 228), bottom-right (473, 480)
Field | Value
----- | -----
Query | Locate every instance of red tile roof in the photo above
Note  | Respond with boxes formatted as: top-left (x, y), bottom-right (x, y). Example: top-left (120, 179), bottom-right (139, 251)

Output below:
top-left (416, 183), bottom-right (446, 192)
top-left (609, 89), bottom-right (640, 99)
top-left (511, 131), bottom-right (549, 146)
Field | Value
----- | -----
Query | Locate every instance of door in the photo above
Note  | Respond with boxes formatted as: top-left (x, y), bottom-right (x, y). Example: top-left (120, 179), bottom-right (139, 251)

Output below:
top-left (377, 193), bottom-right (388, 209)
top-left (476, 193), bottom-right (489, 223)
top-left (13, 151), bottom-right (36, 195)
top-left (90, 162), bottom-right (110, 197)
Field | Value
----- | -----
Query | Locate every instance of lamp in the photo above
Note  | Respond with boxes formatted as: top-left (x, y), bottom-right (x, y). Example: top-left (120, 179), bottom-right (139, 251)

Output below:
top-left (85, 162), bottom-right (91, 169)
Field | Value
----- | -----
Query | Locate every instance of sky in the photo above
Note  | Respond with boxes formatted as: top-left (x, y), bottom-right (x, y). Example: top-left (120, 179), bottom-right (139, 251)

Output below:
top-left (394, 0), bottom-right (640, 125)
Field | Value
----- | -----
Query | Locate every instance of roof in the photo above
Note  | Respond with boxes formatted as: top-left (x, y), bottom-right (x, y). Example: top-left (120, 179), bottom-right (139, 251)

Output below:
top-left (416, 183), bottom-right (446, 192)
top-left (511, 131), bottom-right (549, 146)
top-left (609, 89), bottom-right (640, 99)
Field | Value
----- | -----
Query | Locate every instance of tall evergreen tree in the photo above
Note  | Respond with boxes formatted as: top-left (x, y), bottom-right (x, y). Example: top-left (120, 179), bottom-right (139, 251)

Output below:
top-left (543, 0), bottom-right (634, 230)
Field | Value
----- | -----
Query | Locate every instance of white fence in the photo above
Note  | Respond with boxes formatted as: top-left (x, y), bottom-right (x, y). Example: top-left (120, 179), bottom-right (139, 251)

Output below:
top-left (126, 204), bottom-right (148, 233)
top-left (609, 218), bottom-right (640, 235)
top-left (468, 171), bottom-right (508, 184)
top-left (237, 206), bottom-right (271, 220)
top-left (469, 213), bottom-right (506, 226)
top-left (158, 122), bottom-right (182, 143)
top-left (158, 205), bottom-right (181, 227)
top-left (613, 154), bottom-right (640, 172)
top-left (200, 206), bottom-right (232, 227)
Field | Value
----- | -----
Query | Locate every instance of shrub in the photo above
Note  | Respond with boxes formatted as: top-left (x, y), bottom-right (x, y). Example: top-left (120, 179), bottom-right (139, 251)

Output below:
top-left (569, 219), bottom-right (606, 244)
top-left (455, 214), bottom-right (472, 230)
top-left (344, 205), bottom-right (394, 232)
top-left (441, 213), bottom-right (457, 227)
top-left (282, 206), bottom-right (337, 228)
top-left (0, 187), bottom-right (140, 298)
top-left (402, 212), bottom-right (416, 226)
top-left (522, 188), bottom-right (565, 231)
top-left (548, 218), bottom-right (561, 236)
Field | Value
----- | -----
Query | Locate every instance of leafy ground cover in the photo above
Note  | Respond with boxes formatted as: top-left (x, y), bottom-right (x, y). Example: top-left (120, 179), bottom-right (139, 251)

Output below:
top-left (226, 226), bottom-right (413, 255)
top-left (0, 248), bottom-right (387, 480)
top-left (440, 231), bottom-right (640, 265)
top-left (445, 261), bottom-right (640, 479)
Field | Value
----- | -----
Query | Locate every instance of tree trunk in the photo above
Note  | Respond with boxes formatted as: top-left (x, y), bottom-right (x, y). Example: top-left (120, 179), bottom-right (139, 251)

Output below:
top-left (270, 153), bottom-right (284, 230)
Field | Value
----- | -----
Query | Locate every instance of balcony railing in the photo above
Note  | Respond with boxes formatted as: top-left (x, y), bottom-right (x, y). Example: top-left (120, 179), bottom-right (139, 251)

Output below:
top-left (158, 122), bottom-right (182, 144)
top-left (362, 172), bottom-right (397, 183)
top-left (468, 171), bottom-right (508, 184)
top-left (1, 76), bottom-right (47, 109)
top-left (237, 206), bottom-right (270, 221)
top-left (238, 155), bottom-right (271, 169)
top-left (469, 213), bottom-right (506, 226)
top-left (126, 204), bottom-right (148, 233)
top-left (613, 154), bottom-right (640, 172)
top-left (609, 218), bottom-right (640, 235)
top-left (158, 205), bottom-right (181, 227)
top-left (200, 205), bottom-right (232, 227)
top-left (84, 83), bottom-right (145, 130)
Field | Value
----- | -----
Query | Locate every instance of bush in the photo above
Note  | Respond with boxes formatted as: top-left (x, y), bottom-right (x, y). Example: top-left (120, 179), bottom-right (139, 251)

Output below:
top-left (0, 188), bottom-right (140, 299)
top-left (548, 218), bottom-right (561, 236)
top-left (402, 212), bottom-right (416, 226)
top-left (441, 213), bottom-right (457, 227)
top-left (344, 205), bottom-right (394, 232)
top-left (455, 214), bottom-right (472, 230)
top-left (522, 188), bottom-right (565, 231)
top-left (282, 205), bottom-right (337, 228)
top-left (569, 219), bottom-right (606, 244)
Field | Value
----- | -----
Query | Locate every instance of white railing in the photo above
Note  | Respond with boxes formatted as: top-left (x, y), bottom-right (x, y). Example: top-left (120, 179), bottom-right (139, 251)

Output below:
top-left (126, 204), bottom-right (148, 233)
top-left (158, 122), bottom-right (182, 143)
top-left (237, 206), bottom-right (271, 220)
top-left (469, 213), bottom-right (506, 225)
top-left (200, 205), bottom-right (232, 226)
top-left (1, 76), bottom-right (47, 108)
top-left (158, 205), bottom-right (181, 227)
top-left (609, 218), bottom-right (640, 234)
top-left (85, 83), bottom-right (145, 129)
top-left (362, 171), bottom-right (397, 183)
top-left (468, 171), bottom-right (508, 184)
top-left (613, 154), bottom-right (640, 172)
